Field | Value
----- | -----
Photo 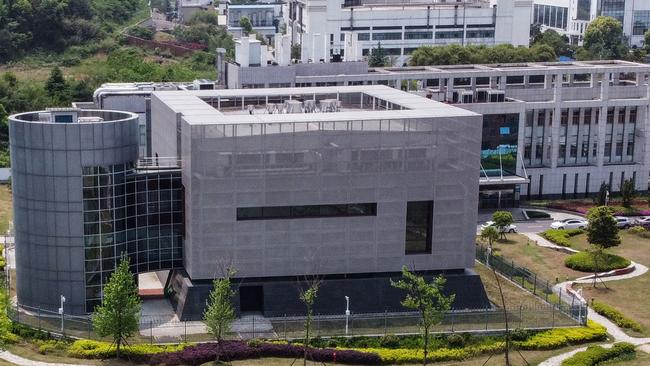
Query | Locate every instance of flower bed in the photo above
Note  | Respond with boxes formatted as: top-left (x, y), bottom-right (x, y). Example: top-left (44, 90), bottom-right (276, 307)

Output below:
top-left (147, 341), bottom-right (381, 365)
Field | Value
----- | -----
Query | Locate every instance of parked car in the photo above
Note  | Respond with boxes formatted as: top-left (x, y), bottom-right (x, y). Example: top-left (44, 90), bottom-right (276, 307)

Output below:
top-left (550, 218), bottom-right (588, 230)
top-left (634, 216), bottom-right (650, 228)
top-left (480, 221), bottom-right (517, 233)
top-left (614, 216), bottom-right (633, 229)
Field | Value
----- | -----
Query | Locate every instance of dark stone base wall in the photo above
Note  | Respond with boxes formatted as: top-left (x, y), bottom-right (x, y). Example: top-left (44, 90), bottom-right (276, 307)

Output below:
top-left (169, 269), bottom-right (491, 321)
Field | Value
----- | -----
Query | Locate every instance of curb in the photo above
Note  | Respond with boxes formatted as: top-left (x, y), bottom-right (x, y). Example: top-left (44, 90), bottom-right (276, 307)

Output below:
top-left (574, 262), bottom-right (637, 281)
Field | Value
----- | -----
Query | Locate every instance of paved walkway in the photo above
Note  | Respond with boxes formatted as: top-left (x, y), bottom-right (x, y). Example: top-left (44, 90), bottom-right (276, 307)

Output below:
top-left (521, 232), bottom-right (580, 253)
top-left (0, 350), bottom-right (90, 366)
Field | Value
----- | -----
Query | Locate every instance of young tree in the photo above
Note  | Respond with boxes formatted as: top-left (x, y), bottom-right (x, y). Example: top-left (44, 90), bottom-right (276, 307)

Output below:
top-left (645, 29), bottom-right (650, 53)
top-left (299, 277), bottom-right (321, 366)
top-left (45, 67), bottom-right (69, 105)
top-left (595, 182), bottom-right (610, 206)
top-left (532, 29), bottom-right (572, 57)
top-left (204, 268), bottom-right (236, 341)
top-left (480, 225), bottom-right (499, 249)
top-left (492, 211), bottom-right (514, 240)
top-left (92, 257), bottom-right (141, 358)
top-left (368, 42), bottom-right (387, 67)
top-left (586, 206), bottom-right (621, 287)
top-left (620, 178), bottom-right (636, 208)
top-left (391, 266), bottom-right (454, 366)
top-left (239, 16), bottom-right (253, 34)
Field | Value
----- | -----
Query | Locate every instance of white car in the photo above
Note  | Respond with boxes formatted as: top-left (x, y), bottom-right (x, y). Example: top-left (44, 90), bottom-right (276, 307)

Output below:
top-left (480, 221), bottom-right (517, 233)
top-left (550, 218), bottom-right (588, 230)
top-left (614, 216), bottom-right (633, 229)
top-left (634, 216), bottom-right (650, 228)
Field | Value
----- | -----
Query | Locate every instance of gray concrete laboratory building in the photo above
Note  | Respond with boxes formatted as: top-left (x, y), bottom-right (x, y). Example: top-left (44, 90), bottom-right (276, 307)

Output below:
top-left (10, 86), bottom-right (490, 319)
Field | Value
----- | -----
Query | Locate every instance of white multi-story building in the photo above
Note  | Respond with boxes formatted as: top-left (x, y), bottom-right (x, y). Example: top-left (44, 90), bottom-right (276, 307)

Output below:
top-left (284, 0), bottom-right (532, 66)
top-left (533, 0), bottom-right (650, 47)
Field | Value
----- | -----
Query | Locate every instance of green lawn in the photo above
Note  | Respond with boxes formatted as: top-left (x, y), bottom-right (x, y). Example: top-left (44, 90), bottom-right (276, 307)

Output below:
top-left (570, 231), bottom-right (650, 337)
top-left (484, 234), bottom-right (585, 282)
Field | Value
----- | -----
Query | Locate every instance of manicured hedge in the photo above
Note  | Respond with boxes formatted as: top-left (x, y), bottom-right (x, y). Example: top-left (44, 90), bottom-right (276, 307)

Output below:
top-left (350, 343), bottom-right (504, 364)
top-left (592, 301), bottom-right (643, 333)
top-left (540, 229), bottom-right (584, 247)
top-left (561, 342), bottom-right (636, 366)
top-left (148, 341), bottom-right (382, 365)
top-left (564, 252), bottom-right (630, 272)
top-left (513, 321), bottom-right (607, 350)
top-left (68, 339), bottom-right (186, 362)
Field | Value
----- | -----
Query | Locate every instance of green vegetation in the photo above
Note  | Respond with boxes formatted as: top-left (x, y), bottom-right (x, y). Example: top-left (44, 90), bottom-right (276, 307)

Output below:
top-left (564, 251), bottom-right (630, 272)
top-left (300, 278), bottom-right (321, 366)
top-left (562, 342), bottom-right (636, 366)
top-left (391, 266), bottom-right (454, 366)
top-left (492, 210), bottom-right (514, 240)
top-left (620, 178), bottom-right (636, 208)
top-left (0, 0), bottom-right (146, 62)
top-left (173, 12), bottom-right (235, 55)
top-left (68, 339), bottom-right (185, 359)
top-left (541, 229), bottom-right (584, 247)
top-left (591, 301), bottom-right (642, 333)
top-left (369, 43), bottom-right (388, 67)
top-left (203, 268), bottom-right (236, 348)
top-left (480, 226), bottom-right (499, 248)
top-left (579, 16), bottom-right (629, 61)
top-left (410, 44), bottom-right (556, 66)
top-left (514, 321), bottom-right (606, 350)
top-left (92, 257), bottom-right (141, 358)
top-left (586, 206), bottom-right (621, 250)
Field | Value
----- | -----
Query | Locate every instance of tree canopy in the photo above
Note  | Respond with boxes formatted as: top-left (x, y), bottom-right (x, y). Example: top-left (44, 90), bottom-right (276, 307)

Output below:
top-left (532, 29), bottom-right (573, 57)
top-left (409, 44), bottom-right (556, 66)
top-left (586, 206), bottom-right (621, 249)
top-left (582, 16), bottom-right (628, 60)
top-left (0, 0), bottom-right (146, 62)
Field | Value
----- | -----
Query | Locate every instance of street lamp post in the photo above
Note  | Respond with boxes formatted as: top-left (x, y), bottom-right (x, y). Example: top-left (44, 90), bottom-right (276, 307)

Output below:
top-left (59, 295), bottom-right (66, 333)
top-left (344, 296), bottom-right (350, 335)
top-left (605, 190), bottom-right (610, 206)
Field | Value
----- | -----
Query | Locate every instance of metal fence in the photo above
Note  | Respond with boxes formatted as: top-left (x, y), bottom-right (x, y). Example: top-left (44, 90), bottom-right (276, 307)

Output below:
top-left (476, 245), bottom-right (588, 325)
top-left (10, 301), bottom-right (581, 344)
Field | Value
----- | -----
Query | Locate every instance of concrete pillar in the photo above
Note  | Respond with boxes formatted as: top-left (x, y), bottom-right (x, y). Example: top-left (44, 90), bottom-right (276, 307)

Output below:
top-left (446, 77), bottom-right (454, 102)
top-left (544, 73), bottom-right (553, 89)
top-left (596, 73), bottom-right (610, 168)
top-left (490, 76), bottom-right (498, 89)
top-left (550, 74), bottom-right (562, 169)
top-left (589, 73), bottom-right (597, 88)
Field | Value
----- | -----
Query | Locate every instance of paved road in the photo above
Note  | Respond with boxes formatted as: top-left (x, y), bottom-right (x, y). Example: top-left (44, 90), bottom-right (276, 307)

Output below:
top-left (477, 208), bottom-right (584, 234)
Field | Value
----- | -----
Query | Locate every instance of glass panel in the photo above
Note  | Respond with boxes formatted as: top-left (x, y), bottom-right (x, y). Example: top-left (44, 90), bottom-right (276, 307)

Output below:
top-left (405, 201), bottom-right (433, 254)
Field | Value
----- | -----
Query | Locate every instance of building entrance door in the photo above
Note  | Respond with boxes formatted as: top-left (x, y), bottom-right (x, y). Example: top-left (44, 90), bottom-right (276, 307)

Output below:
top-left (240, 286), bottom-right (264, 313)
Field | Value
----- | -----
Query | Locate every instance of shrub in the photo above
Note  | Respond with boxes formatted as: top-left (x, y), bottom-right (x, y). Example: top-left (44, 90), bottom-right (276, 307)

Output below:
top-left (68, 340), bottom-right (185, 362)
top-left (564, 251), bottom-right (631, 272)
top-left (628, 226), bottom-right (646, 235)
top-left (36, 339), bottom-right (68, 354)
top-left (514, 321), bottom-right (607, 350)
top-left (127, 26), bottom-right (155, 40)
top-left (540, 229), bottom-right (584, 247)
top-left (379, 334), bottom-right (400, 348)
top-left (562, 342), bottom-right (636, 366)
top-left (592, 301), bottom-right (643, 332)
top-left (148, 341), bottom-right (381, 365)
top-left (510, 328), bottom-right (529, 341)
top-left (446, 333), bottom-right (465, 348)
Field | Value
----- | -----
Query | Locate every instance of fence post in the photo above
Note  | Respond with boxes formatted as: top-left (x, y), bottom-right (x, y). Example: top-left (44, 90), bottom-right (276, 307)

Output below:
top-left (15, 303), bottom-right (19, 323)
top-left (184, 320), bottom-right (187, 343)
top-left (519, 305), bottom-right (523, 328)
top-left (88, 319), bottom-right (91, 339)
top-left (37, 307), bottom-right (41, 331)
top-left (252, 316), bottom-right (255, 339)
top-left (316, 313), bottom-right (320, 337)
top-left (533, 274), bottom-right (537, 295)
top-left (485, 307), bottom-right (489, 330)
top-left (283, 314), bottom-right (287, 340)
top-left (383, 310), bottom-right (387, 336)
top-left (450, 311), bottom-right (455, 332)
top-left (510, 261), bottom-right (515, 280)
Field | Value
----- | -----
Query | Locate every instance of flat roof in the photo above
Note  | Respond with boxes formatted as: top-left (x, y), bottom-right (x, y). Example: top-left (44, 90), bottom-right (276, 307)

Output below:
top-left (152, 85), bottom-right (479, 125)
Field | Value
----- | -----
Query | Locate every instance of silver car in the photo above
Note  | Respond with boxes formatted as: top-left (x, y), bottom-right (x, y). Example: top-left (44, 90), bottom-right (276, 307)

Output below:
top-left (550, 218), bottom-right (588, 230)
top-left (614, 216), bottom-right (633, 229)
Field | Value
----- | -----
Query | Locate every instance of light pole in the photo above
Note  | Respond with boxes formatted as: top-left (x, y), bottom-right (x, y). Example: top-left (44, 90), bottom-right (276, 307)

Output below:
top-left (344, 296), bottom-right (350, 335)
top-left (605, 190), bottom-right (610, 206)
top-left (59, 295), bottom-right (66, 333)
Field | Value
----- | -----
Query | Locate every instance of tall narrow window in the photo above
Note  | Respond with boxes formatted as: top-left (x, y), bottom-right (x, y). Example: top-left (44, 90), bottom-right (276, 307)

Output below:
top-left (405, 201), bottom-right (433, 255)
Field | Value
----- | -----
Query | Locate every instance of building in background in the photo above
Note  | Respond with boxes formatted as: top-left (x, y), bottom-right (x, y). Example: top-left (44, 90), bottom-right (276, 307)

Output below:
top-left (223, 59), bottom-right (650, 207)
top-left (227, 2), bottom-right (285, 42)
top-left (10, 87), bottom-right (489, 319)
top-left (284, 0), bottom-right (532, 66)
top-left (532, 0), bottom-right (650, 47)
